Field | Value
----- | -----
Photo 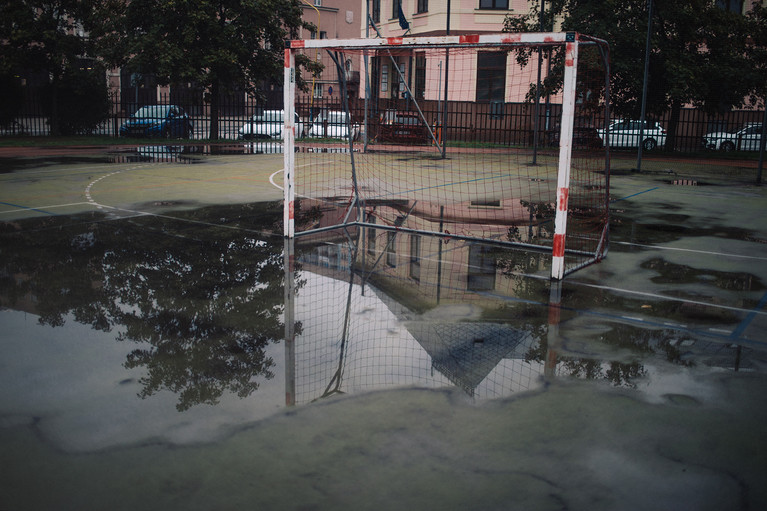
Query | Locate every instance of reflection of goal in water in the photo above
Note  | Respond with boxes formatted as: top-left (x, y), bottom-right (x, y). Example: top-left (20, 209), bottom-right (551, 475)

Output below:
top-left (284, 32), bottom-right (610, 281)
top-left (283, 233), bottom-right (554, 406)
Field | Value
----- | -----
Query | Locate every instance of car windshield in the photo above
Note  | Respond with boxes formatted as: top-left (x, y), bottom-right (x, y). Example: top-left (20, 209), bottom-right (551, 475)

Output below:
top-left (325, 112), bottom-right (348, 124)
top-left (132, 106), bottom-right (171, 119)
top-left (397, 114), bottom-right (419, 125)
top-left (253, 111), bottom-right (284, 123)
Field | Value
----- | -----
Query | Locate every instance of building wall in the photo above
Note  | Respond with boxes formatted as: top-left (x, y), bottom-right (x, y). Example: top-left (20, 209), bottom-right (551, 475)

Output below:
top-left (368, 0), bottom-right (529, 38)
top-left (359, 1), bottom-right (547, 104)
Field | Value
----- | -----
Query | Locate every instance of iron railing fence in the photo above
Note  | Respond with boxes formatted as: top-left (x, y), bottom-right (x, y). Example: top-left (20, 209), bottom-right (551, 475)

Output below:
top-left (1, 88), bottom-right (763, 154)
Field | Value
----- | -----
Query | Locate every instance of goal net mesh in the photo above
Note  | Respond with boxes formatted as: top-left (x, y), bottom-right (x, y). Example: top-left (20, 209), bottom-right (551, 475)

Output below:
top-left (285, 34), bottom-right (610, 279)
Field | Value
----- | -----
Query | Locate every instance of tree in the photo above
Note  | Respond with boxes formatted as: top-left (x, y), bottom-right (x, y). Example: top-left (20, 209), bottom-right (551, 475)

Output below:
top-left (91, 0), bottom-right (320, 140)
top-left (505, 0), bottom-right (762, 151)
top-left (0, 0), bottom-right (105, 136)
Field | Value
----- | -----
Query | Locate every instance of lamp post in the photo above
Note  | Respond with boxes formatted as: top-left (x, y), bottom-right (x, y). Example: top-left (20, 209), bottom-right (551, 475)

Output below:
top-left (441, 0), bottom-right (451, 159)
top-left (636, 0), bottom-right (654, 172)
top-left (531, 0), bottom-right (545, 165)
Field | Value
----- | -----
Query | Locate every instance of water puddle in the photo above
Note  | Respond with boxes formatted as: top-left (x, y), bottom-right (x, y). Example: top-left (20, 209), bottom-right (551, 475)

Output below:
top-left (1, 202), bottom-right (766, 509)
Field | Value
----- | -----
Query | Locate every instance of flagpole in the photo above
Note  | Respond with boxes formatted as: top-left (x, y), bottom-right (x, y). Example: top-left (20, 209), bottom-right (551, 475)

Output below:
top-left (441, 0), bottom-right (451, 159)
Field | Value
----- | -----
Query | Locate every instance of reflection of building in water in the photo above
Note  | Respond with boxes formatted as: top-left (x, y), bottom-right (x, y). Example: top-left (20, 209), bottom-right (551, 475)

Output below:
top-left (288, 230), bottom-right (548, 405)
top-left (295, 193), bottom-right (555, 253)
top-left (287, 231), bottom-right (760, 406)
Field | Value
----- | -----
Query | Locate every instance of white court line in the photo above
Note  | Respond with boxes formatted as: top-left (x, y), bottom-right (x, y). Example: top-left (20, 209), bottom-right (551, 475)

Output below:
top-left (613, 240), bottom-right (767, 261)
top-left (86, 170), bottom-right (126, 208)
top-left (269, 168), bottom-right (284, 190)
top-left (0, 201), bottom-right (93, 215)
top-left (269, 163), bottom-right (315, 192)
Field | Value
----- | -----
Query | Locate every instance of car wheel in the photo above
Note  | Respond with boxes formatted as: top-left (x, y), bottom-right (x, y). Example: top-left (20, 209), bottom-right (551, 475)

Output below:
top-left (721, 141), bottom-right (735, 152)
top-left (642, 138), bottom-right (657, 151)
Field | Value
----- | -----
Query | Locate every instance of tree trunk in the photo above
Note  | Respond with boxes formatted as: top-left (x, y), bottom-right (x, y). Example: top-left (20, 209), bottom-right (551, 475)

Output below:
top-left (210, 80), bottom-right (219, 140)
top-left (666, 98), bottom-right (682, 152)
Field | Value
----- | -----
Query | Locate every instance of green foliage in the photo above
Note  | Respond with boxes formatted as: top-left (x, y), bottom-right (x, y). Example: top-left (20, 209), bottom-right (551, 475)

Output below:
top-left (0, 1), bottom-right (91, 73)
top-left (745, 3), bottom-right (767, 104)
top-left (92, 0), bottom-right (315, 97)
top-left (0, 74), bottom-right (24, 127)
top-left (504, 0), bottom-right (767, 119)
top-left (0, 0), bottom-right (101, 135)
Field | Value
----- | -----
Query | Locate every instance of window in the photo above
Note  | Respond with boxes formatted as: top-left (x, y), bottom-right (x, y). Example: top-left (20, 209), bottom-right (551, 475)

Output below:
top-left (320, 31), bottom-right (327, 39)
top-left (476, 52), bottom-right (506, 102)
top-left (716, 0), bottom-right (742, 12)
top-left (381, 64), bottom-right (389, 92)
top-left (479, 0), bottom-right (508, 9)
top-left (314, 0), bottom-right (322, 6)
top-left (386, 231), bottom-right (397, 267)
top-left (467, 244), bottom-right (496, 291)
top-left (409, 235), bottom-right (421, 281)
top-left (372, 0), bottom-right (380, 23)
top-left (414, 53), bottom-right (426, 100)
top-left (392, 0), bottom-right (402, 19)
top-left (417, 0), bottom-right (428, 14)
top-left (366, 215), bottom-right (377, 257)
top-left (313, 83), bottom-right (322, 99)
top-left (395, 62), bottom-right (406, 97)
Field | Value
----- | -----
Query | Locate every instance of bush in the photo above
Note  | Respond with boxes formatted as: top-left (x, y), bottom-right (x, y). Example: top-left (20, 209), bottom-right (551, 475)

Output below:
top-left (46, 63), bottom-right (111, 135)
top-left (0, 74), bottom-right (24, 128)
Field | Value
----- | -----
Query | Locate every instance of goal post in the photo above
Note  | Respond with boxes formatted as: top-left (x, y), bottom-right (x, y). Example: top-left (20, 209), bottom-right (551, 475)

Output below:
top-left (283, 32), bottom-right (610, 280)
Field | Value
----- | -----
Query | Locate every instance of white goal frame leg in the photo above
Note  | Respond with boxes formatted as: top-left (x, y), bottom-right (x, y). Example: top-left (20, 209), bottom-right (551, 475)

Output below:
top-left (284, 46), bottom-right (296, 239)
top-left (551, 36), bottom-right (578, 281)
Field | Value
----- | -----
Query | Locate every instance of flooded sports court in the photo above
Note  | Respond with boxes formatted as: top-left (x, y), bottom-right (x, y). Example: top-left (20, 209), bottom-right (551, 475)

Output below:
top-left (1, 144), bottom-right (766, 510)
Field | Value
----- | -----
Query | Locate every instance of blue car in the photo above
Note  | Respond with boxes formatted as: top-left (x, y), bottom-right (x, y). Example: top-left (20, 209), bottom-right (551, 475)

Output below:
top-left (120, 105), bottom-right (193, 138)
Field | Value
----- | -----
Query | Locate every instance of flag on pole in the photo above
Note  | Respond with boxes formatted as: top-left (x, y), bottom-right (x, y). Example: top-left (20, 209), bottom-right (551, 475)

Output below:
top-left (398, 4), bottom-right (410, 30)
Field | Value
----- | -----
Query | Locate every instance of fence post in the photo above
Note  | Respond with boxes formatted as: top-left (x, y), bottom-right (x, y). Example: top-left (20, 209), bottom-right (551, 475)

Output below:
top-left (758, 103), bottom-right (766, 185)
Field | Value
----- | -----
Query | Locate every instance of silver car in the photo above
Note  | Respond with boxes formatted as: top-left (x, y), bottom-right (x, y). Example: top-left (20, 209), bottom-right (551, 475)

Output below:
top-left (238, 110), bottom-right (306, 140)
top-left (308, 111), bottom-right (360, 140)
top-left (597, 119), bottom-right (667, 150)
top-left (703, 123), bottom-right (764, 152)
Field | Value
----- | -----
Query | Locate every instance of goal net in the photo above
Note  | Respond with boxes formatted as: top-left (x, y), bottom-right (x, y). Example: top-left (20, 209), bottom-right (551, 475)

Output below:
top-left (283, 33), bottom-right (610, 280)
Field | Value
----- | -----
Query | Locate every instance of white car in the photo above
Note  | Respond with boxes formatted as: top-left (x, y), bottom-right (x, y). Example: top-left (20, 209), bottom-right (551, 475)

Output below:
top-left (308, 110), bottom-right (360, 140)
top-left (238, 110), bottom-right (306, 140)
top-left (597, 119), bottom-right (667, 150)
top-left (703, 123), bottom-right (764, 152)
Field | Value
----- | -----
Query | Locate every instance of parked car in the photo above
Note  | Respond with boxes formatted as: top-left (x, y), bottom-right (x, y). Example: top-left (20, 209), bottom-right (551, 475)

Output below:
top-left (119, 105), bottom-right (192, 138)
top-left (238, 110), bottom-right (306, 140)
top-left (547, 121), bottom-right (603, 149)
top-left (702, 123), bottom-right (764, 152)
top-left (378, 110), bottom-right (429, 143)
top-left (308, 110), bottom-right (360, 140)
top-left (597, 119), bottom-right (666, 150)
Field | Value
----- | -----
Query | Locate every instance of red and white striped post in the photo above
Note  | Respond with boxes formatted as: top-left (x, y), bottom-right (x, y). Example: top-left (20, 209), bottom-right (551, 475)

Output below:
top-left (283, 45), bottom-right (296, 239)
top-left (551, 36), bottom-right (579, 280)
top-left (544, 280), bottom-right (562, 380)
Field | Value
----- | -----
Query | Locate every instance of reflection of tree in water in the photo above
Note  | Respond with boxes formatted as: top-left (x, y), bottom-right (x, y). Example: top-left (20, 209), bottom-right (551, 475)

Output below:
top-left (522, 323), bottom-right (719, 388)
top-left (0, 203), bottom-right (286, 411)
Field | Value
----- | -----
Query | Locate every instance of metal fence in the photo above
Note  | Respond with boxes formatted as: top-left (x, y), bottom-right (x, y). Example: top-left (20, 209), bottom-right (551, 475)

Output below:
top-left (1, 87), bottom-right (763, 154)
